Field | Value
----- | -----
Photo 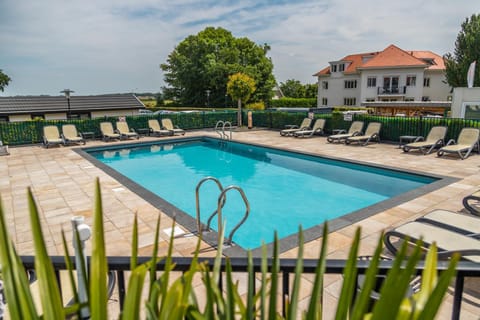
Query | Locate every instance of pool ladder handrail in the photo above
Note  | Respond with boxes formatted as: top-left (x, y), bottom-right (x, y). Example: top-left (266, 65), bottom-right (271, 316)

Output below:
top-left (216, 185), bottom-right (250, 247)
top-left (215, 120), bottom-right (232, 140)
top-left (195, 176), bottom-right (226, 235)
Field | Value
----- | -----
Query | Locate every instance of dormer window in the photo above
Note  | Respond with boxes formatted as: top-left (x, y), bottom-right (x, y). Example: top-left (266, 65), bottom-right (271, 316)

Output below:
top-left (339, 64), bottom-right (345, 72)
top-left (331, 64), bottom-right (337, 72)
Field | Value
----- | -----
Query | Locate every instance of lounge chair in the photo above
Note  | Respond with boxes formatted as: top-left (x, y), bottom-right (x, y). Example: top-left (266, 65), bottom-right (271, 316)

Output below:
top-left (61, 124), bottom-right (85, 145)
top-left (402, 126), bottom-right (447, 155)
top-left (345, 122), bottom-right (382, 146)
top-left (148, 119), bottom-right (172, 136)
top-left (327, 121), bottom-right (364, 143)
top-left (437, 127), bottom-right (480, 160)
top-left (463, 190), bottom-right (480, 217)
top-left (116, 121), bottom-right (139, 140)
top-left (42, 125), bottom-right (64, 148)
top-left (0, 140), bottom-right (9, 156)
top-left (280, 118), bottom-right (312, 136)
top-left (293, 119), bottom-right (326, 138)
top-left (415, 209), bottom-right (480, 237)
top-left (161, 118), bottom-right (185, 136)
top-left (100, 122), bottom-right (121, 141)
top-left (384, 221), bottom-right (480, 263)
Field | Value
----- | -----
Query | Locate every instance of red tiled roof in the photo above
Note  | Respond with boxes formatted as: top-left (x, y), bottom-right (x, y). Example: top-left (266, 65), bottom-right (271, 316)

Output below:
top-left (313, 45), bottom-right (445, 76)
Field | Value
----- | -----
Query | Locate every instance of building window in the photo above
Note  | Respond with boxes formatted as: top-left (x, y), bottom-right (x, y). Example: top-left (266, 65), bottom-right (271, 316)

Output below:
top-left (423, 77), bottom-right (430, 87)
top-left (322, 81), bottom-right (328, 90)
top-left (339, 64), bottom-right (345, 72)
top-left (344, 80), bottom-right (357, 89)
top-left (321, 98), bottom-right (328, 106)
top-left (344, 98), bottom-right (356, 106)
top-left (365, 98), bottom-right (375, 102)
top-left (422, 96), bottom-right (430, 101)
top-left (404, 97), bottom-right (414, 101)
top-left (367, 77), bottom-right (376, 88)
top-left (406, 76), bottom-right (416, 86)
top-left (331, 64), bottom-right (337, 72)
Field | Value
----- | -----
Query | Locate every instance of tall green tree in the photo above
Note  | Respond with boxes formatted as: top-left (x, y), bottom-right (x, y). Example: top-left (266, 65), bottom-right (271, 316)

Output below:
top-left (279, 79), bottom-right (305, 98)
top-left (444, 13), bottom-right (480, 88)
top-left (160, 27), bottom-right (275, 107)
top-left (227, 72), bottom-right (256, 126)
top-left (0, 69), bottom-right (11, 92)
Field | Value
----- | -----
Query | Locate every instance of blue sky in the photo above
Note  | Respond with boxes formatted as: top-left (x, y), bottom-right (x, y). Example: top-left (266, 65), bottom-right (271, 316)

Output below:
top-left (0, 0), bottom-right (478, 96)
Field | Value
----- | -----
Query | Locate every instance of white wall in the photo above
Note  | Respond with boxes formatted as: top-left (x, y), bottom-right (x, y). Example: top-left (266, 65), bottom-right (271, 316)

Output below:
top-left (9, 114), bottom-right (31, 122)
top-left (45, 113), bottom-right (67, 120)
top-left (451, 87), bottom-right (480, 118)
top-left (423, 70), bottom-right (451, 101)
top-left (91, 109), bottom-right (140, 119)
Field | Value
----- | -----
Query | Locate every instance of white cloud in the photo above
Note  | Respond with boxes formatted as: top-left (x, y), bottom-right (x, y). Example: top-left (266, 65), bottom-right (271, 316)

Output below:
top-left (0, 0), bottom-right (478, 95)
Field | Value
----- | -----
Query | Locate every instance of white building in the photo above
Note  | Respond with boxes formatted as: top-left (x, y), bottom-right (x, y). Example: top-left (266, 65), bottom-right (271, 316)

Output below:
top-left (314, 45), bottom-right (452, 116)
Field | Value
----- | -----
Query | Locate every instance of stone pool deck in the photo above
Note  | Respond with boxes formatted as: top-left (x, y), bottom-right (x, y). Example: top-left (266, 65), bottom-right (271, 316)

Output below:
top-left (0, 128), bottom-right (479, 318)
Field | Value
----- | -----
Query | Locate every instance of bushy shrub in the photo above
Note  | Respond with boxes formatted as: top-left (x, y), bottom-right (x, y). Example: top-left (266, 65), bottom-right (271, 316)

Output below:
top-left (269, 98), bottom-right (317, 109)
top-left (246, 101), bottom-right (265, 110)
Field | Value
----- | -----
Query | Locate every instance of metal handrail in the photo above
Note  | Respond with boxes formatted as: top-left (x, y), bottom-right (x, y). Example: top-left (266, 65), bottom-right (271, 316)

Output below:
top-left (195, 176), bottom-right (225, 235)
top-left (214, 120), bottom-right (232, 140)
top-left (214, 120), bottom-right (225, 139)
top-left (216, 185), bottom-right (250, 247)
top-left (222, 121), bottom-right (232, 140)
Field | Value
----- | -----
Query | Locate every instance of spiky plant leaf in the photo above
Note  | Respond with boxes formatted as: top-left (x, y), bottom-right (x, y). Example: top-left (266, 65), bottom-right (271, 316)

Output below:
top-left (0, 196), bottom-right (37, 319)
top-left (286, 226), bottom-right (304, 320)
top-left (89, 178), bottom-right (109, 320)
top-left (335, 228), bottom-right (361, 320)
top-left (305, 223), bottom-right (329, 320)
top-left (268, 232), bottom-right (280, 320)
top-left (27, 187), bottom-right (65, 319)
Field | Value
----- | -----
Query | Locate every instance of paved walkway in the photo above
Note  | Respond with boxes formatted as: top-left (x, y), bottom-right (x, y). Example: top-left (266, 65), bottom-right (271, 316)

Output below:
top-left (1, 128), bottom-right (479, 318)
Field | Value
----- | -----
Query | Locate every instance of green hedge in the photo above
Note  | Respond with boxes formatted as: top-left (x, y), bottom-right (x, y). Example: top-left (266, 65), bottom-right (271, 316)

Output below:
top-left (269, 98), bottom-right (317, 108)
top-left (0, 111), bottom-right (238, 146)
top-left (2, 110), bottom-right (480, 146)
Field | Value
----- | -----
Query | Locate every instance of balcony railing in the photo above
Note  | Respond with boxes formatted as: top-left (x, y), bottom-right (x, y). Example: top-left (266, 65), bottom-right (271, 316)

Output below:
top-left (377, 86), bottom-right (406, 95)
top-left (17, 255), bottom-right (480, 320)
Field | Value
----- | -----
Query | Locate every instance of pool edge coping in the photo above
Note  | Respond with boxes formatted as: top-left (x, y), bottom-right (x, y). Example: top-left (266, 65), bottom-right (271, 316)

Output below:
top-left (74, 136), bottom-right (459, 258)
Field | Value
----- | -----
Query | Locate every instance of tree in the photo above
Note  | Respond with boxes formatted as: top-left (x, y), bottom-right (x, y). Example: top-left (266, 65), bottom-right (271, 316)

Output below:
top-left (444, 14), bottom-right (480, 88)
top-left (0, 69), bottom-right (11, 92)
top-left (160, 27), bottom-right (275, 107)
top-left (227, 72), bottom-right (256, 126)
top-left (305, 83), bottom-right (318, 98)
top-left (279, 79), bottom-right (305, 98)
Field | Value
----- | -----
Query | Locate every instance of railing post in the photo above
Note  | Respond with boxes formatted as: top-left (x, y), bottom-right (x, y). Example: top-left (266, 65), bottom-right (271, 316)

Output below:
top-left (452, 275), bottom-right (464, 320)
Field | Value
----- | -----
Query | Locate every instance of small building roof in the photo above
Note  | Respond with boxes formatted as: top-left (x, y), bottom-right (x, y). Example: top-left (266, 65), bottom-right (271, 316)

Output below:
top-left (0, 94), bottom-right (145, 115)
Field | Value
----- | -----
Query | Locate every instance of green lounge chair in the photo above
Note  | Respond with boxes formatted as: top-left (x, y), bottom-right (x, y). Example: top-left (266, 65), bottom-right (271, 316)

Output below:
top-left (437, 127), bottom-right (480, 159)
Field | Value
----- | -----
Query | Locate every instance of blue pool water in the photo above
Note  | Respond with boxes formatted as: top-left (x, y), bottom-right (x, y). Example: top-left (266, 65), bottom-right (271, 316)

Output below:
top-left (88, 138), bottom-right (436, 249)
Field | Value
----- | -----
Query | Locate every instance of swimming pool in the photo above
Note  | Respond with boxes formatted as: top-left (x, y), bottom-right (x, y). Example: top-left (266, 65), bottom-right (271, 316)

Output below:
top-left (84, 137), bottom-right (442, 251)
